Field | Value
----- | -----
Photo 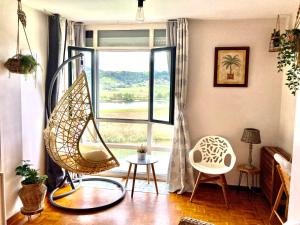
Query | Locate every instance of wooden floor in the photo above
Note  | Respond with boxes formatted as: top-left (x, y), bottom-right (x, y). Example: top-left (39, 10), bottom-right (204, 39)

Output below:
top-left (8, 180), bottom-right (275, 225)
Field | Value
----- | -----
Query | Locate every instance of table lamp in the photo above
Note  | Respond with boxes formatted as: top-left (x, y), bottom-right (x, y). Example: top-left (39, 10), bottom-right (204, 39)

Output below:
top-left (241, 128), bottom-right (261, 169)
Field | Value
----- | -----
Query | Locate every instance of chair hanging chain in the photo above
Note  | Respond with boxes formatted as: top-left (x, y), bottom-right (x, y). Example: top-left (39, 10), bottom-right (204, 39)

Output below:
top-left (16, 0), bottom-right (33, 56)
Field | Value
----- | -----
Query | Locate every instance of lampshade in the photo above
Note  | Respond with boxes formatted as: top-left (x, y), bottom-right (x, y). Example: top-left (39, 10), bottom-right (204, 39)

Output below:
top-left (241, 128), bottom-right (261, 144)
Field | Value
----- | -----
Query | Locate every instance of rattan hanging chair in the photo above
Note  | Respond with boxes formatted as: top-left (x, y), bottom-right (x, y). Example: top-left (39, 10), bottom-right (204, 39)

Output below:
top-left (43, 54), bottom-right (125, 211)
top-left (44, 72), bottom-right (118, 174)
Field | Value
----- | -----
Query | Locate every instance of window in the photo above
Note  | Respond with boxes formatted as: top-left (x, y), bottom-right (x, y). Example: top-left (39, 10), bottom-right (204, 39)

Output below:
top-left (97, 51), bottom-right (150, 120)
top-left (98, 30), bottom-right (149, 47)
top-left (68, 25), bottom-right (175, 178)
top-left (150, 47), bottom-right (175, 124)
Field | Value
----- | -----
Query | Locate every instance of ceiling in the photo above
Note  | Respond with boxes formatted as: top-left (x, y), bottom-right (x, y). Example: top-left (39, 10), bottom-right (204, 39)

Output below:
top-left (23, 0), bottom-right (298, 23)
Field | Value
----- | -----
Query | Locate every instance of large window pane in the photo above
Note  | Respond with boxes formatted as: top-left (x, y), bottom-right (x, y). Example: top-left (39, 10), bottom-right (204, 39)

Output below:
top-left (150, 47), bottom-right (175, 124)
top-left (98, 30), bottom-right (149, 47)
top-left (152, 123), bottom-right (174, 147)
top-left (151, 151), bottom-right (170, 175)
top-left (154, 29), bottom-right (166, 47)
top-left (98, 51), bottom-right (150, 120)
top-left (98, 122), bottom-right (147, 145)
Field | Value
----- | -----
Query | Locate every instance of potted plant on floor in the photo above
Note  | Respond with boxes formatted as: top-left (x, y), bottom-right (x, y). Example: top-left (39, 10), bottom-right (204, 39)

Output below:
top-left (15, 160), bottom-right (48, 215)
top-left (137, 145), bottom-right (147, 161)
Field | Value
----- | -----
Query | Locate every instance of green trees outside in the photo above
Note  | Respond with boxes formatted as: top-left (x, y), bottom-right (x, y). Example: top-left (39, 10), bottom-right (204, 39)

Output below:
top-left (99, 70), bottom-right (169, 102)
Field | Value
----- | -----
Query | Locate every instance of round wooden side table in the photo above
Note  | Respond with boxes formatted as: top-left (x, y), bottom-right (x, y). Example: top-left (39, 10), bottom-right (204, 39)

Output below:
top-left (237, 164), bottom-right (260, 191)
top-left (125, 155), bottom-right (159, 198)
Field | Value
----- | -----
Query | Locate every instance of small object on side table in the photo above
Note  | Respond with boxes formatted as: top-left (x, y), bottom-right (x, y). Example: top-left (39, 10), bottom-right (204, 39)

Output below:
top-left (237, 164), bottom-right (260, 192)
top-left (125, 155), bottom-right (159, 198)
top-left (137, 145), bottom-right (147, 161)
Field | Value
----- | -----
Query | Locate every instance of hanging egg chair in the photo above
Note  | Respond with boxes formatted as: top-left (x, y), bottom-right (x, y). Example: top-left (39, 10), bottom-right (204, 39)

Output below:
top-left (43, 53), bottom-right (125, 211)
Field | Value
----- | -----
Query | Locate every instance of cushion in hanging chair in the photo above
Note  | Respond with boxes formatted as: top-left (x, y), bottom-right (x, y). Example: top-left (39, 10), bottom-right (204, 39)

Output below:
top-left (79, 144), bottom-right (110, 162)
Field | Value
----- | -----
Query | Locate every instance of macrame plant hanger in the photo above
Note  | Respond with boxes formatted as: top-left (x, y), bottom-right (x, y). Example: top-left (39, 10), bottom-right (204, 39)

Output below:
top-left (269, 15), bottom-right (281, 52)
top-left (4, 0), bottom-right (38, 82)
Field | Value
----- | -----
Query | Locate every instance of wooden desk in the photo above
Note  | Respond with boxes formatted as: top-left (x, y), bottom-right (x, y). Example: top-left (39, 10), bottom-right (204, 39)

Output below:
top-left (260, 146), bottom-right (291, 205)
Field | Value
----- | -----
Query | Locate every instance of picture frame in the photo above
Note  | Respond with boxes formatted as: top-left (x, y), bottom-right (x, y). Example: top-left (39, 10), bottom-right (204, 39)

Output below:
top-left (214, 47), bottom-right (250, 87)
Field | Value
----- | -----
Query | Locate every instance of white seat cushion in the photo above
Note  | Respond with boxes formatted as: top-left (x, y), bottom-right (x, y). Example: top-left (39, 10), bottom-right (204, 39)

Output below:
top-left (80, 144), bottom-right (109, 162)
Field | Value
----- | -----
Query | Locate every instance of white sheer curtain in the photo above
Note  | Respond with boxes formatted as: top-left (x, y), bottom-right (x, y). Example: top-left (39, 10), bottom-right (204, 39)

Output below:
top-left (58, 19), bottom-right (86, 98)
top-left (167, 18), bottom-right (194, 194)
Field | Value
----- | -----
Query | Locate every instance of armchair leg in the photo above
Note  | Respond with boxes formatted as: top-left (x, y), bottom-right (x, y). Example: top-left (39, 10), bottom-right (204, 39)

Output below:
top-left (220, 174), bottom-right (229, 208)
top-left (190, 172), bottom-right (202, 202)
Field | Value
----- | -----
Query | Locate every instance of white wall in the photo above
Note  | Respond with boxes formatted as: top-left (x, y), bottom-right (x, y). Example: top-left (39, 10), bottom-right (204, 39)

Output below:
top-left (187, 19), bottom-right (282, 185)
top-left (0, 0), bottom-right (48, 219)
top-left (287, 94), bottom-right (300, 223)
top-left (285, 12), bottom-right (300, 225)
top-left (277, 15), bottom-right (296, 155)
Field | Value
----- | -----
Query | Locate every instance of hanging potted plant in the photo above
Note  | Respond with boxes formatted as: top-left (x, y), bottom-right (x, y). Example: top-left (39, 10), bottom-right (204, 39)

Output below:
top-left (4, 0), bottom-right (39, 75)
top-left (4, 54), bottom-right (38, 74)
top-left (15, 160), bottom-right (47, 215)
top-left (277, 17), bottom-right (300, 95)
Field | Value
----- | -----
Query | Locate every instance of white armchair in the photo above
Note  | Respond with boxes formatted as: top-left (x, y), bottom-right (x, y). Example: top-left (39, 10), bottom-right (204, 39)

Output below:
top-left (189, 136), bottom-right (236, 207)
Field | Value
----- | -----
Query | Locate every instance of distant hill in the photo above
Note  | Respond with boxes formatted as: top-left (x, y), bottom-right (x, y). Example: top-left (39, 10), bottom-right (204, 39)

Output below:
top-left (99, 70), bottom-right (170, 87)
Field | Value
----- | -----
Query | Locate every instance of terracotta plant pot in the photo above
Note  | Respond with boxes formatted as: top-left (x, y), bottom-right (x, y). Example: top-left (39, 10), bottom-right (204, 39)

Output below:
top-left (18, 183), bottom-right (47, 213)
top-left (227, 73), bottom-right (234, 80)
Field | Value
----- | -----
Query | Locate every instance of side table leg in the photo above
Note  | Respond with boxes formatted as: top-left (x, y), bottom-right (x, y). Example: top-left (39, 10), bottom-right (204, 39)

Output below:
top-left (246, 173), bottom-right (249, 189)
top-left (146, 164), bottom-right (150, 184)
top-left (131, 164), bottom-right (137, 198)
top-left (151, 164), bottom-right (159, 194)
top-left (125, 163), bottom-right (132, 187)
top-left (237, 171), bottom-right (243, 192)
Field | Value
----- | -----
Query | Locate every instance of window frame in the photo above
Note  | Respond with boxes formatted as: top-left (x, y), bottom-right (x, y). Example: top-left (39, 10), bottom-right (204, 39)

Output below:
top-left (149, 47), bottom-right (176, 125)
top-left (80, 24), bottom-right (174, 155)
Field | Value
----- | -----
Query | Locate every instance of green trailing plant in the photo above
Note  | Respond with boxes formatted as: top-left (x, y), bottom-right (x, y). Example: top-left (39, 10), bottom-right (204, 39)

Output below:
top-left (20, 55), bottom-right (38, 74)
top-left (277, 29), bottom-right (300, 95)
top-left (15, 160), bottom-right (48, 185)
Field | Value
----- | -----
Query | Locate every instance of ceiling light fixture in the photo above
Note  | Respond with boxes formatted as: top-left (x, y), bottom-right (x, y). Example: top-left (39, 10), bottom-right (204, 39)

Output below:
top-left (136, 0), bottom-right (145, 22)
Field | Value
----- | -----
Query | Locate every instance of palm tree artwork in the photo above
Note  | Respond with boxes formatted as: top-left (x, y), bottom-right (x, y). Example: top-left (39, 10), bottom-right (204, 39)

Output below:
top-left (222, 55), bottom-right (241, 80)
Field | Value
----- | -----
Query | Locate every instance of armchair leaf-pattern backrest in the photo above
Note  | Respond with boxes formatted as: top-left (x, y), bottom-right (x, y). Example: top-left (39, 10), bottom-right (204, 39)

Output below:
top-left (192, 136), bottom-right (236, 169)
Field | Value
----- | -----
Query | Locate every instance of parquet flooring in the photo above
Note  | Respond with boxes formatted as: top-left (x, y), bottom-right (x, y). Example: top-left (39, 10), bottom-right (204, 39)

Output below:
top-left (8, 180), bottom-right (274, 225)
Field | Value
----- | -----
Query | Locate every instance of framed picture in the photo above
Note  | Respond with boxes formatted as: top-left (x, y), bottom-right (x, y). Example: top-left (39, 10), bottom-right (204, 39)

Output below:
top-left (214, 47), bottom-right (249, 87)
